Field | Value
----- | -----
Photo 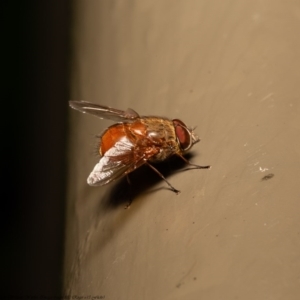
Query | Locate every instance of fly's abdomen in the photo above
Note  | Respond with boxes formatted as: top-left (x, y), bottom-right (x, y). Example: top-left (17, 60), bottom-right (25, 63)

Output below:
top-left (100, 124), bottom-right (130, 156)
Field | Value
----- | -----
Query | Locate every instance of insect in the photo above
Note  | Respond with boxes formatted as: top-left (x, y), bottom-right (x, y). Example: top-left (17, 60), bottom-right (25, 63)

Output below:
top-left (69, 101), bottom-right (210, 195)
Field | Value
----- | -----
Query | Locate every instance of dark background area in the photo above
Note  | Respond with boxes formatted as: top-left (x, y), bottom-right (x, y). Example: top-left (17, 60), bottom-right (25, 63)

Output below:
top-left (2, 1), bottom-right (71, 297)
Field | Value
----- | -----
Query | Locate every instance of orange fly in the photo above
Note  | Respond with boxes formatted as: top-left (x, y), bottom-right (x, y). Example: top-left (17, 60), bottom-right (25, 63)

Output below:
top-left (69, 101), bottom-right (210, 194)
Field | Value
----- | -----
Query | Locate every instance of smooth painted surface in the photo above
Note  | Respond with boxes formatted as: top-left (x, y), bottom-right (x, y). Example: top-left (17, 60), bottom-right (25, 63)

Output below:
top-left (65, 1), bottom-right (300, 299)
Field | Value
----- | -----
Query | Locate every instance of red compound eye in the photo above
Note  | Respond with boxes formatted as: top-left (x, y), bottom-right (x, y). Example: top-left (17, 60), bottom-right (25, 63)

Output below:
top-left (173, 119), bottom-right (192, 151)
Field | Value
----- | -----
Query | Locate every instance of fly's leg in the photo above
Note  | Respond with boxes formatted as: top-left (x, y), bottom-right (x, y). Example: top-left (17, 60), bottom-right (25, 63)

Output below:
top-left (145, 161), bottom-right (180, 194)
top-left (124, 175), bottom-right (132, 209)
top-left (176, 154), bottom-right (211, 170)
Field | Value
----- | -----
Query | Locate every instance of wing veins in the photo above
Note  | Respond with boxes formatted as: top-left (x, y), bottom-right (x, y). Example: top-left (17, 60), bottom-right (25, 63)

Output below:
top-left (69, 101), bottom-right (139, 121)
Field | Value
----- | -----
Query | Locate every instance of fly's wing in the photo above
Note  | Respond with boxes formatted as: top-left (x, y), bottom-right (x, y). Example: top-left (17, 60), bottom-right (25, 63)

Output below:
top-left (87, 137), bottom-right (159, 186)
top-left (87, 155), bottom-right (130, 186)
top-left (69, 101), bottom-right (139, 122)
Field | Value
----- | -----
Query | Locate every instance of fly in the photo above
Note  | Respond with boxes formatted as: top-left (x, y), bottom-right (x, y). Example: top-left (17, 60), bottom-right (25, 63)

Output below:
top-left (69, 101), bottom-right (210, 197)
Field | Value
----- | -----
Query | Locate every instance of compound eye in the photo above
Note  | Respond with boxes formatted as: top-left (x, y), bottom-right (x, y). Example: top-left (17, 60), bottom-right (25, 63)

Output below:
top-left (173, 119), bottom-right (192, 151)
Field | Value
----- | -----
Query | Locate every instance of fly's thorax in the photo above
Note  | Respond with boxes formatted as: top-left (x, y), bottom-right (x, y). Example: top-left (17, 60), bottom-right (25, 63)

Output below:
top-left (141, 117), bottom-right (178, 144)
top-left (140, 117), bottom-right (181, 161)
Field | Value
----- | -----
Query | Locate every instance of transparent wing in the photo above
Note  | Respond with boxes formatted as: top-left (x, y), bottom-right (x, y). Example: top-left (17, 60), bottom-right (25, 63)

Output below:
top-left (87, 137), bottom-right (141, 186)
top-left (69, 101), bottom-right (139, 122)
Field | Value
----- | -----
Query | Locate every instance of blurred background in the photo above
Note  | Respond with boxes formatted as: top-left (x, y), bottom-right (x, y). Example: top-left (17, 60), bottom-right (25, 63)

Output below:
top-left (2, 1), bottom-right (70, 296)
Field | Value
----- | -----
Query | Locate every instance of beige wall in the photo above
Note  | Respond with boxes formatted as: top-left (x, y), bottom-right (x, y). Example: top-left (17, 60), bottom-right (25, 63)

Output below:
top-left (65, 1), bottom-right (300, 299)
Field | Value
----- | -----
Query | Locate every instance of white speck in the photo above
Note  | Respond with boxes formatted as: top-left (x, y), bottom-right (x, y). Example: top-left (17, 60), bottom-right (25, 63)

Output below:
top-left (260, 93), bottom-right (274, 102)
top-left (259, 167), bottom-right (269, 172)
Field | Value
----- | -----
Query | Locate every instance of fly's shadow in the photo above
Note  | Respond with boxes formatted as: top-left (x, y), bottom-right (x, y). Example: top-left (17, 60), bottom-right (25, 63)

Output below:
top-left (101, 152), bottom-right (201, 210)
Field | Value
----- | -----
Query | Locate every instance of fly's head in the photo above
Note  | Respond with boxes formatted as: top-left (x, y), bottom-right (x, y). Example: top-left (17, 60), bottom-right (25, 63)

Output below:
top-left (173, 119), bottom-right (201, 153)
